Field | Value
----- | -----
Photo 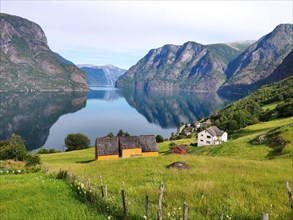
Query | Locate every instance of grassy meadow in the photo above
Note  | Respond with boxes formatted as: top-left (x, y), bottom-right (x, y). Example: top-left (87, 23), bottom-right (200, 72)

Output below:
top-left (38, 117), bottom-right (293, 219)
top-left (0, 172), bottom-right (107, 219)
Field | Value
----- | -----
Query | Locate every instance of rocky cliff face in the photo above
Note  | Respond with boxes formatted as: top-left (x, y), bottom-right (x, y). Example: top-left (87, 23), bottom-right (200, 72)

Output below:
top-left (0, 13), bottom-right (88, 91)
top-left (117, 24), bottom-right (292, 94)
top-left (78, 64), bottom-right (126, 86)
top-left (219, 24), bottom-right (293, 93)
top-left (116, 42), bottom-right (243, 92)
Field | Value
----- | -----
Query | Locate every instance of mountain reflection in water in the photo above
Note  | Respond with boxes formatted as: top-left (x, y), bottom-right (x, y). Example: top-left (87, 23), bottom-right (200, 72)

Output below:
top-left (0, 92), bottom-right (86, 150)
top-left (0, 88), bottom-right (236, 151)
top-left (119, 89), bottom-right (234, 128)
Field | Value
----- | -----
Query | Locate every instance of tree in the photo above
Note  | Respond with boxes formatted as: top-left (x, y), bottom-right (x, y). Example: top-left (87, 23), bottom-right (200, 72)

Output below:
top-left (117, 129), bottom-right (124, 137)
top-left (106, 132), bottom-right (114, 138)
top-left (65, 133), bottom-right (90, 151)
top-left (156, 135), bottom-right (164, 143)
top-left (25, 154), bottom-right (41, 166)
top-left (0, 134), bottom-right (27, 161)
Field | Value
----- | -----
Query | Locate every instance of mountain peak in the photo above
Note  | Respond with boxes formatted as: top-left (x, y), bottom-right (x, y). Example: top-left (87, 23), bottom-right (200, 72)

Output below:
top-left (273, 23), bottom-right (293, 31)
top-left (0, 13), bottom-right (88, 91)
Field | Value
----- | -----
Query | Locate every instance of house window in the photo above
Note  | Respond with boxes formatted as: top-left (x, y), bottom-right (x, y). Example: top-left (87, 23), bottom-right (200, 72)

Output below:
top-left (201, 134), bottom-right (203, 136)
top-left (207, 135), bottom-right (211, 139)
top-left (206, 141), bottom-right (210, 144)
top-left (200, 140), bottom-right (203, 142)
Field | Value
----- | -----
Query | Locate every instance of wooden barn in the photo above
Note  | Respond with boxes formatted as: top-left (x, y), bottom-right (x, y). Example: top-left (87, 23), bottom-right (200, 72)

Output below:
top-left (95, 135), bottom-right (158, 160)
top-left (95, 137), bottom-right (119, 160)
top-left (172, 145), bottom-right (187, 154)
top-left (139, 135), bottom-right (159, 157)
top-left (119, 136), bottom-right (142, 158)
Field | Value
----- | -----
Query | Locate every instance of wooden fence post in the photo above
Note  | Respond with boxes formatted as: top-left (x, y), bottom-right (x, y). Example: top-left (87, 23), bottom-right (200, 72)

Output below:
top-left (158, 181), bottom-right (164, 220)
top-left (260, 213), bottom-right (269, 220)
top-left (183, 202), bottom-right (188, 220)
top-left (104, 182), bottom-right (108, 201)
top-left (86, 176), bottom-right (91, 191)
top-left (121, 181), bottom-right (128, 214)
top-left (100, 175), bottom-right (104, 199)
top-left (145, 195), bottom-right (149, 219)
top-left (94, 182), bottom-right (97, 197)
top-left (286, 181), bottom-right (293, 213)
top-left (80, 175), bottom-right (84, 184)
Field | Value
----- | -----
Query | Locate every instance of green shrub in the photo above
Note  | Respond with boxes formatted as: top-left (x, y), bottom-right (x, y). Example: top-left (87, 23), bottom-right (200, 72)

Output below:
top-left (65, 133), bottom-right (90, 151)
top-left (156, 135), bottom-right (164, 143)
top-left (48, 149), bottom-right (60, 154)
top-left (37, 149), bottom-right (48, 154)
top-left (25, 154), bottom-right (41, 167)
top-left (0, 134), bottom-right (27, 160)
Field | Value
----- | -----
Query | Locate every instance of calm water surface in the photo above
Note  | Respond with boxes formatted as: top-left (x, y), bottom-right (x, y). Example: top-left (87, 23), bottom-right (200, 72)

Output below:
top-left (0, 87), bottom-right (236, 151)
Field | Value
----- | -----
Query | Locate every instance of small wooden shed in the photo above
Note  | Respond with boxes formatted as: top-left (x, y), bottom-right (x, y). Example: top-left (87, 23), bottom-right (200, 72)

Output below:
top-left (119, 136), bottom-right (142, 158)
top-left (172, 145), bottom-right (187, 155)
top-left (95, 137), bottom-right (119, 160)
top-left (139, 135), bottom-right (159, 157)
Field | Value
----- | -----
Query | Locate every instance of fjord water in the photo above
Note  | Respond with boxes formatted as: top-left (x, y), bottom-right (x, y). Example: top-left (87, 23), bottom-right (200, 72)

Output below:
top-left (0, 87), bottom-right (235, 151)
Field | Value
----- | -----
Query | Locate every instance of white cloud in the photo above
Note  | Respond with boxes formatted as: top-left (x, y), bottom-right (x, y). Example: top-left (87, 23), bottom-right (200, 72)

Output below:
top-left (1, 1), bottom-right (292, 68)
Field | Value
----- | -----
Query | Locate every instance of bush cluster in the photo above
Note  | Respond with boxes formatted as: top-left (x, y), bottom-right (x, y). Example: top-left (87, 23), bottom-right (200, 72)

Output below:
top-left (0, 134), bottom-right (41, 167)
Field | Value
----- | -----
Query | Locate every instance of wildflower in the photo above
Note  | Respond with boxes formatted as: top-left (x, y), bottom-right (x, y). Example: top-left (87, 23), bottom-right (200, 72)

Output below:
top-left (17, 170), bottom-right (22, 173)
top-left (0, 170), bottom-right (3, 174)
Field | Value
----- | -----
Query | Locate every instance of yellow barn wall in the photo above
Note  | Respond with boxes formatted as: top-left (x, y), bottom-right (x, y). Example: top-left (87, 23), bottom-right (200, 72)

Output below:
top-left (142, 152), bottom-right (159, 157)
top-left (121, 148), bottom-right (142, 158)
top-left (96, 155), bottom-right (119, 160)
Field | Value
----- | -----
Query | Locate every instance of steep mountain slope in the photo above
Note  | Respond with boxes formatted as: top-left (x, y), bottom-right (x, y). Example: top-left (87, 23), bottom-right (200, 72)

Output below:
top-left (219, 24), bottom-right (293, 94)
top-left (117, 24), bottom-right (292, 93)
top-left (54, 52), bottom-right (75, 65)
top-left (0, 13), bottom-right (88, 91)
top-left (116, 42), bottom-right (244, 92)
top-left (219, 50), bottom-right (293, 96)
top-left (78, 64), bottom-right (126, 86)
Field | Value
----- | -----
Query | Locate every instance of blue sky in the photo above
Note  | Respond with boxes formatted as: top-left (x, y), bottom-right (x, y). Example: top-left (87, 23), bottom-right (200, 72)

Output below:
top-left (1, 1), bottom-right (292, 69)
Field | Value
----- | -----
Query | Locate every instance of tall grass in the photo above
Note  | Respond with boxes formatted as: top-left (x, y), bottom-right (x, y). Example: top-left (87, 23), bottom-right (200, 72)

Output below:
top-left (0, 172), bottom-right (106, 219)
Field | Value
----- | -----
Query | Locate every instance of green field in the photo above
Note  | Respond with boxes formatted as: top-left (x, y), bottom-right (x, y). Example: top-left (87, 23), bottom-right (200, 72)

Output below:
top-left (37, 117), bottom-right (293, 219)
top-left (0, 172), bottom-right (107, 219)
top-left (1, 117), bottom-right (292, 219)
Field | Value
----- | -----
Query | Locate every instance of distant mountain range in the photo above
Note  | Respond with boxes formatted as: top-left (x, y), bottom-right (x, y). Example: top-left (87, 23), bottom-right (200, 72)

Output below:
top-left (117, 24), bottom-right (293, 95)
top-left (0, 13), bottom-right (88, 91)
top-left (78, 64), bottom-right (126, 86)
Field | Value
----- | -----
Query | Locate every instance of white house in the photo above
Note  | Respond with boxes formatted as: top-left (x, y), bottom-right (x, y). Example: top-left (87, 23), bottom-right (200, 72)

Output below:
top-left (197, 126), bottom-right (227, 147)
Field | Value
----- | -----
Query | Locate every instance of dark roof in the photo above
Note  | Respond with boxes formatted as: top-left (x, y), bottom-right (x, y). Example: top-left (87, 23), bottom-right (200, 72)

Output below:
top-left (95, 137), bottom-right (119, 155)
top-left (184, 127), bottom-right (193, 132)
top-left (174, 145), bottom-right (187, 150)
top-left (139, 135), bottom-right (158, 152)
top-left (206, 126), bottom-right (225, 136)
top-left (119, 136), bottom-right (141, 149)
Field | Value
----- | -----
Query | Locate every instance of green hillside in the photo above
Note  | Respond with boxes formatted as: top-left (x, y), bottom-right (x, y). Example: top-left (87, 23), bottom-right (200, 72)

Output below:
top-left (212, 76), bottom-right (293, 133)
top-left (38, 117), bottom-right (293, 219)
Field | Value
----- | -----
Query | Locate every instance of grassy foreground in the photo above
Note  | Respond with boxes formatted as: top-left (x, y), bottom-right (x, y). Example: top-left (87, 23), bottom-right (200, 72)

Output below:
top-left (0, 172), bottom-right (106, 219)
top-left (39, 117), bottom-right (293, 219)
